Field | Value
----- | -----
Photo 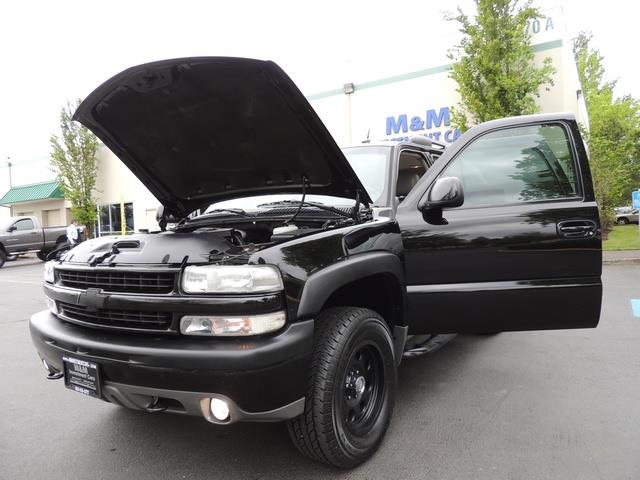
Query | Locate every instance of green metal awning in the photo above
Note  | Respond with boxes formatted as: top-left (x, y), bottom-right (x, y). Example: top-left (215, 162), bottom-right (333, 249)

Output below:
top-left (0, 180), bottom-right (64, 205)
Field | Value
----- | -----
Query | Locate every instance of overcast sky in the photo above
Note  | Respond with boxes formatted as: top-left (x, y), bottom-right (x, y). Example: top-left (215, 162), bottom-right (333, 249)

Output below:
top-left (0, 0), bottom-right (637, 188)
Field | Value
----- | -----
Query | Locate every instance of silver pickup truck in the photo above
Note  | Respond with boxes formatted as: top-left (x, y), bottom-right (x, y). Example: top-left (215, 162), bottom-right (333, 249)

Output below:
top-left (0, 216), bottom-right (68, 267)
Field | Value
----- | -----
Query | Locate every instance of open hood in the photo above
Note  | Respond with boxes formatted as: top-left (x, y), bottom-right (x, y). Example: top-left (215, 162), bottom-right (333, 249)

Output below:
top-left (74, 57), bottom-right (371, 218)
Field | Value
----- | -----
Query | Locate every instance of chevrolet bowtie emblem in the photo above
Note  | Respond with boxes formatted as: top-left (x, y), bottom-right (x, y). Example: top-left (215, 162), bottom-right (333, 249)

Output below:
top-left (78, 288), bottom-right (108, 312)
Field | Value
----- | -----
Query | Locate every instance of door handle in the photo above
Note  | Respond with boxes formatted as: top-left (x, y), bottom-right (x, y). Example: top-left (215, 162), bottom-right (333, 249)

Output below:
top-left (557, 220), bottom-right (597, 238)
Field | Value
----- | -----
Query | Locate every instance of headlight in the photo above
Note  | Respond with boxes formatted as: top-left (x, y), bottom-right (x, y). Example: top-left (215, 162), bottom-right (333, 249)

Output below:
top-left (43, 261), bottom-right (56, 283)
top-left (180, 311), bottom-right (286, 336)
top-left (181, 265), bottom-right (283, 294)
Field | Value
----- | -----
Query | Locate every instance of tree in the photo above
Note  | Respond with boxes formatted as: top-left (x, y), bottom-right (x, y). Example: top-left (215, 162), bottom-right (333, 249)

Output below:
top-left (573, 32), bottom-right (640, 233)
top-left (447, 0), bottom-right (556, 131)
top-left (50, 99), bottom-right (99, 235)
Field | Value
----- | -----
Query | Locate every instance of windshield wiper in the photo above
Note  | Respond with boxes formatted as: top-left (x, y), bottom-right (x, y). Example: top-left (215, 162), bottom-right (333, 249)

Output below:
top-left (204, 208), bottom-right (254, 218)
top-left (258, 200), bottom-right (352, 218)
top-left (173, 208), bottom-right (254, 231)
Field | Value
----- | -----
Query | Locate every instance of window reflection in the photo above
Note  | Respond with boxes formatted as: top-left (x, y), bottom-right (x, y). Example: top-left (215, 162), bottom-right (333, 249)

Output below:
top-left (444, 124), bottom-right (578, 207)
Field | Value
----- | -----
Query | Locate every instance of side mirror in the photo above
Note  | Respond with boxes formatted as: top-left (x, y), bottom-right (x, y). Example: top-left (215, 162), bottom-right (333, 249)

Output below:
top-left (419, 176), bottom-right (464, 211)
top-left (418, 177), bottom-right (464, 223)
top-left (7, 225), bottom-right (16, 232)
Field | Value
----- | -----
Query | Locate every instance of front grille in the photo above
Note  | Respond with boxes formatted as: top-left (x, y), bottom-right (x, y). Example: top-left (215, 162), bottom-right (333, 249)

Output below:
top-left (57, 269), bottom-right (176, 294)
top-left (58, 302), bottom-right (172, 331)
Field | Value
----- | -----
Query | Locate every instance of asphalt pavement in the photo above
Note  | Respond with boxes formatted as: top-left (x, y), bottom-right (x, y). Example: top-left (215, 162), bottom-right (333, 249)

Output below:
top-left (1, 259), bottom-right (639, 480)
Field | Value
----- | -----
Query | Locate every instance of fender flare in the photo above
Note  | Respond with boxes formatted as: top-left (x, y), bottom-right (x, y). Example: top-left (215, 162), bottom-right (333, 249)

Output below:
top-left (296, 251), bottom-right (407, 326)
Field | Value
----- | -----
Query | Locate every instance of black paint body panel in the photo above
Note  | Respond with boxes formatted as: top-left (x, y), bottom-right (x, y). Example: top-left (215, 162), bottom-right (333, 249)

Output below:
top-left (30, 311), bottom-right (313, 412)
top-left (28, 112), bottom-right (603, 418)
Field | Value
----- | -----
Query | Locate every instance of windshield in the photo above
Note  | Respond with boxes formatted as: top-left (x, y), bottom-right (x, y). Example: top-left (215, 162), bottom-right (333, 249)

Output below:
top-left (206, 146), bottom-right (391, 212)
top-left (342, 146), bottom-right (391, 204)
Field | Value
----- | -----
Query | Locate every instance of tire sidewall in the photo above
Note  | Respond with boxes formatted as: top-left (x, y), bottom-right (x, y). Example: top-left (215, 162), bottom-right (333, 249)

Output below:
top-left (324, 312), bottom-right (396, 466)
top-left (0, 250), bottom-right (5, 268)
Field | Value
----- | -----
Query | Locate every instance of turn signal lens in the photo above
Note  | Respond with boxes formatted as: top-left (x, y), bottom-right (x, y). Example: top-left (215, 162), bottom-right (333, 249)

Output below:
top-left (43, 261), bottom-right (56, 283)
top-left (45, 296), bottom-right (58, 315)
top-left (180, 311), bottom-right (286, 336)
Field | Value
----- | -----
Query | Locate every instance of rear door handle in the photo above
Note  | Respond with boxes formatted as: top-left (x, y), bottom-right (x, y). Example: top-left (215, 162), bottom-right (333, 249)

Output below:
top-left (557, 220), bottom-right (597, 238)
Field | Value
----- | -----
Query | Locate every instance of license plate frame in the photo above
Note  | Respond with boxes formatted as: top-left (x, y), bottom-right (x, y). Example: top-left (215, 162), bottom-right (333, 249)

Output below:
top-left (62, 356), bottom-right (102, 399)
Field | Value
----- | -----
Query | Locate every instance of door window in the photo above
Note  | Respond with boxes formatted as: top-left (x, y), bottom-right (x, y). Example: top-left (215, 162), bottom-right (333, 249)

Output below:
top-left (15, 218), bottom-right (35, 230)
top-left (396, 151), bottom-right (429, 199)
top-left (443, 124), bottom-right (579, 207)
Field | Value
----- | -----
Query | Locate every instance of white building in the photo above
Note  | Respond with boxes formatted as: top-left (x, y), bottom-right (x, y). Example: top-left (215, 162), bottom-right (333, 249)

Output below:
top-left (310, 7), bottom-right (587, 146)
top-left (0, 7), bottom-right (585, 233)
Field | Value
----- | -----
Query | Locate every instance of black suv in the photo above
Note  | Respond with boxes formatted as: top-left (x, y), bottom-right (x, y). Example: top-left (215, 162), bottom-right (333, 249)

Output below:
top-left (30, 57), bottom-right (602, 468)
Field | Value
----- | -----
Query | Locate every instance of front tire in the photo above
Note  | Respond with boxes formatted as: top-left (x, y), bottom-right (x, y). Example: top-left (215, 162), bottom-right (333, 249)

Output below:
top-left (618, 217), bottom-right (630, 225)
top-left (287, 307), bottom-right (397, 468)
top-left (0, 250), bottom-right (5, 268)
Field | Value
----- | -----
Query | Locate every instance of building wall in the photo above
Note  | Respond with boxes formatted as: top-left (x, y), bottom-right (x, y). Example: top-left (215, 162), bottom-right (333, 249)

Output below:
top-left (94, 146), bottom-right (161, 233)
top-left (11, 198), bottom-right (71, 226)
top-left (309, 7), bottom-right (587, 147)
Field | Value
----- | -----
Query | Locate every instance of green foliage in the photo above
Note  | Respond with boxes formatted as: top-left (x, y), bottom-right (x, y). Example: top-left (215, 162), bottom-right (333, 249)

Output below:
top-left (573, 32), bottom-right (640, 234)
top-left (50, 99), bottom-right (99, 235)
top-left (603, 225), bottom-right (640, 251)
top-left (447, 0), bottom-right (556, 130)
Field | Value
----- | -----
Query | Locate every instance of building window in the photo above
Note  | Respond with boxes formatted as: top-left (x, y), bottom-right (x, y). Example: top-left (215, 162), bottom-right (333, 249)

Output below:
top-left (97, 203), bottom-right (134, 236)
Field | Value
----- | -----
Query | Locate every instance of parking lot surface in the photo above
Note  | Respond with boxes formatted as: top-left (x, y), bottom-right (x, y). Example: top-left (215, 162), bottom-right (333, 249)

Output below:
top-left (1, 259), bottom-right (639, 480)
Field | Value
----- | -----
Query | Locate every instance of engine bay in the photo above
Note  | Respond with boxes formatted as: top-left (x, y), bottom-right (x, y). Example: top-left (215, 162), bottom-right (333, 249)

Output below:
top-left (59, 206), bottom-right (372, 267)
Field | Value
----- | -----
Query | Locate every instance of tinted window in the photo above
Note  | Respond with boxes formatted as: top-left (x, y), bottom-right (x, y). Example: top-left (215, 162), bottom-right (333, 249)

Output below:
top-left (15, 218), bottom-right (35, 230)
top-left (444, 124), bottom-right (578, 207)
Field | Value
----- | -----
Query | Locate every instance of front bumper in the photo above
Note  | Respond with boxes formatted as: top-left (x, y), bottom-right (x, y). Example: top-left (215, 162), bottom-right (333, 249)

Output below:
top-left (29, 310), bottom-right (314, 423)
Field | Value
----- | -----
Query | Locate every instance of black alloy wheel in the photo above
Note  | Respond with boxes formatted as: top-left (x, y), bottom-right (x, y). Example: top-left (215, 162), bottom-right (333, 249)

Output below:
top-left (287, 307), bottom-right (397, 468)
top-left (339, 344), bottom-right (384, 439)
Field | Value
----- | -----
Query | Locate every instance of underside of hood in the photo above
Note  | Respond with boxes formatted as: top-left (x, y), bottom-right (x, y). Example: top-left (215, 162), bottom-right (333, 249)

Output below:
top-left (73, 57), bottom-right (371, 218)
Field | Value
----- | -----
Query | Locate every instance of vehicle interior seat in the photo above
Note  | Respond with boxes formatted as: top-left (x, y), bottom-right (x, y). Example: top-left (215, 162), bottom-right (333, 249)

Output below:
top-left (396, 171), bottom-right (421, 198)
top-left (396, 151), bottom-right (429, 199)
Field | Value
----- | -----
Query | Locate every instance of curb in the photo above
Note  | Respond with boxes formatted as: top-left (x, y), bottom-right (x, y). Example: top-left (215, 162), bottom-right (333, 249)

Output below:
top-left (602, 250), bottom-right (640, 265)
top-left (603, 258), bottom-right (640, 265)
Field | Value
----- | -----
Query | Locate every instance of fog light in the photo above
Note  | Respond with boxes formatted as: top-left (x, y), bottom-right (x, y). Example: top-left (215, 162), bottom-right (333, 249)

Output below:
top-left (210, 398), bottom-right (230, 421)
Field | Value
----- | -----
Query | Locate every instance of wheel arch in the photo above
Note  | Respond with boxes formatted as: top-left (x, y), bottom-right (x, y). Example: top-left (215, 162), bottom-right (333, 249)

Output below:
top-left (297, 252), bottom-right (407, 328)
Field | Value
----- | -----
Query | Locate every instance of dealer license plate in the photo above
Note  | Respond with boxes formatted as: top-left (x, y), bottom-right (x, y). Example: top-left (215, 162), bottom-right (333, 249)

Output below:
top-left (63, 356), bottom-right (102, 398)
